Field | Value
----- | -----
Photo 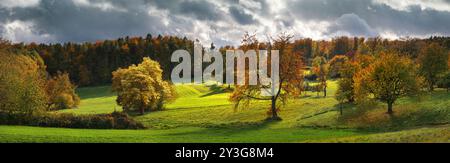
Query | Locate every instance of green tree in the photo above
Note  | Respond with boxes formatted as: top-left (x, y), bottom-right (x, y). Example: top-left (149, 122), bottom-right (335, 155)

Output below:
top-left (417, 43), bottom-right (449, 91)
top-left (354, 53), bottom-right (422, 114)
top-left (438, 71), bottom-right (450, 92)
top-left (112, 57), bottom-right (176, 115)
top-left (335, 60), bottom-right (358, 104)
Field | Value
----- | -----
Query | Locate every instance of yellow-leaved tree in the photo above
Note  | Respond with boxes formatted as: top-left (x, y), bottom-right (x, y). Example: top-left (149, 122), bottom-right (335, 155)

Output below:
top-left (112, 57), bottom-right (176, 115)
top-left (0, 48), bottom-right (48, 114)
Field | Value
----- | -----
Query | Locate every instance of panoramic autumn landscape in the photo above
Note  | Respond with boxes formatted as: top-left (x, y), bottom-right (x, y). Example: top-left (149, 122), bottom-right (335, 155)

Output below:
top-left (0, 0), bottom-right (449, 143)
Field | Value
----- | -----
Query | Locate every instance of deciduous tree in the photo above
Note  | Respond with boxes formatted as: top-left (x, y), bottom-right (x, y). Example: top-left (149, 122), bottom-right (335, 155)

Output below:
top-left (45, 72), bottom-right (80, 110)
top-left (312, 56), bottom-right (329, 97)
top-left (354, 53), bottom-right (422, 114)
top-left (112, 57), bottom-right (176, 115)
top-left (335, 54), bottom-right (374, 103)
top-left (417, 43), bottom-right (448, 91)
top-left (0, 49), bottom-right (47, 114)
top-left (230, 33), bottom-right (304, 120)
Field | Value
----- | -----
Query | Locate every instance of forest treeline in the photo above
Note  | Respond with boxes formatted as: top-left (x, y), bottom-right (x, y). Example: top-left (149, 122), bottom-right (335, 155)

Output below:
top-left (7, 34), bottom-right (450, 87)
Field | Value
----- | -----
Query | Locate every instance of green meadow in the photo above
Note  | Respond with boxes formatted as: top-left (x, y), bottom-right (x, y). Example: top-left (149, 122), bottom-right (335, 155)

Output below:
top-left (0, 81), bottom-right (449, 143)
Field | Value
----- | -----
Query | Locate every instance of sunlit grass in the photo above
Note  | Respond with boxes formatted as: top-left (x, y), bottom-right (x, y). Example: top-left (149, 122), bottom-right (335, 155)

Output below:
top-left (3, 80), bottom-right (449, 143)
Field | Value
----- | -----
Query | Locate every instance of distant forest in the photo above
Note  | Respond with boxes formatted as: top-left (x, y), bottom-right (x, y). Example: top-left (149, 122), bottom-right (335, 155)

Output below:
top-left (7, 34), bottom-right (450, 87)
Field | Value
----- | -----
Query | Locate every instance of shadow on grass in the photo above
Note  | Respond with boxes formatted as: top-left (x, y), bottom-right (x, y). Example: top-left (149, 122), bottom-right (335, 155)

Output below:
top-left (76, 85), bottom-right (115, 99)
top-left (200, 84), bottom-right (232, 97)
top-left (162, 118), bottom-right (282, 136)
top-left (336, 101), bottom-right (449, 133)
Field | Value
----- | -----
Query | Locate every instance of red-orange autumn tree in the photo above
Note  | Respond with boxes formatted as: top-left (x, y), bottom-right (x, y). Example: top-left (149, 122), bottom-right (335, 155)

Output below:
top-left (230, 33), bottom-right (304, 120)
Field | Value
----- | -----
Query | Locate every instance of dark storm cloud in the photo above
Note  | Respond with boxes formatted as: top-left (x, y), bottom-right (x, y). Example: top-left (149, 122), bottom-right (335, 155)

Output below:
top-left (286, 0), bottom-right (450, 37)
top-left (150, 0), bottom-right (222, 21)
top-left (326, 13), bottom-right (377, 37)
top-left (0, 0), bottom-right (167, 42)
top-left (1, 0), bottom-right (450, 45)
top-left (229, 6), bottom-right (257, 25)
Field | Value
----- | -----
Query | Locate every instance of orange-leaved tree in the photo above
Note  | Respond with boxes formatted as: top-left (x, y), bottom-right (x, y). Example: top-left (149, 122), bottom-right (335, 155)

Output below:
top-left (230, 33), bottom-right (304, 120)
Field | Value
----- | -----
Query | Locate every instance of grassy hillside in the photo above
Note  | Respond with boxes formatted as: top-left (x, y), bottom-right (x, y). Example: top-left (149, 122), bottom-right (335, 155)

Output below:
top-left (1, 81), bottom-right (449, 143)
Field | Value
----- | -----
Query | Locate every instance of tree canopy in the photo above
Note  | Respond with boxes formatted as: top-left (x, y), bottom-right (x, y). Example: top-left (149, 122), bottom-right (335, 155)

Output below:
top-left (417, 43), bottom-right (449, 91)
top-left (354, 53), bottom-right (422, 114)
top-left (230, 33), bottom-right (304, 120)
top-left (112, 57), bottom-right (177, 115)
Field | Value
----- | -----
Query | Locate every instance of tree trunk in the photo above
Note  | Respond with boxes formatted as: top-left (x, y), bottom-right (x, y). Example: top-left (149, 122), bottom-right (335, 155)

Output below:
top-left (339, 103), bottom-right (343, 115)
top-left (323, 86), bottom-right (327, 97)
top-left (429, 82), bottom-right (434, 92)
top-left (349, 98), bottom-right (355, 103)
top-left (271, 97), bottom-right (279, 120)
top-left (387, 102), bottom-right (393, 115)
top-left (139, 106), bottom-right (145, 115)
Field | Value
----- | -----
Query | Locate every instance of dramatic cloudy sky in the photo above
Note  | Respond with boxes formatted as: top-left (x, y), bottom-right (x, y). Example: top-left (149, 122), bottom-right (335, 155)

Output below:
top-left (1, 0), bottom-right (450, 46)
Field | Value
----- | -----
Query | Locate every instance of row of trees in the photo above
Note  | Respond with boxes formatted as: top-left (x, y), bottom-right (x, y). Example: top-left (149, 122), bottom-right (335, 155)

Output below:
top-left (229, 33), bottom-right (450, 119)
top-left (12, 34), bottom-right (449, 89)
top-left (3, 33), bottom-right (450, 118)
top-left (334, 43), bottom-right (449, 115)
top-left (21, 35), bottom-right (194, 86)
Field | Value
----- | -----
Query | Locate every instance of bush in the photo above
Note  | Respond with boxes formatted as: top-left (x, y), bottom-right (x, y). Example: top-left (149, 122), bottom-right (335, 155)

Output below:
top-left (45, 72), bottom-right (80, 110)
top-left (0, 111), bottom-right (145, 129)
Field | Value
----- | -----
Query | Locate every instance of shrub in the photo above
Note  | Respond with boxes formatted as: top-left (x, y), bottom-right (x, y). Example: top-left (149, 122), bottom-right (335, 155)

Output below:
top-left (0, 111), bottom-right (145, 129)
top-left (45, 72), bottom-right (80, 110)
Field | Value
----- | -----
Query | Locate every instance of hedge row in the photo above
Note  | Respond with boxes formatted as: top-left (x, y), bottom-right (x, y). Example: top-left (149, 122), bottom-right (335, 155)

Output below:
top-left (0, 111), bottom-right (145, 129)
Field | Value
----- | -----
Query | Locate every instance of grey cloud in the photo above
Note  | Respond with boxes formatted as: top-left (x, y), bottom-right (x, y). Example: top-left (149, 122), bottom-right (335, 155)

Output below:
top-left (229, 6), bottom-right (257, 25)
top-left (287, 0), bottom-right (450, 37)
top-left (1, 0), bottom-right (450, 46)
top-left (1, 0), bottom-right (166, 43)
top-left (327, 13), bottom-right (377, 37)
top-left (150, 0), bottom-right (222, 21)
